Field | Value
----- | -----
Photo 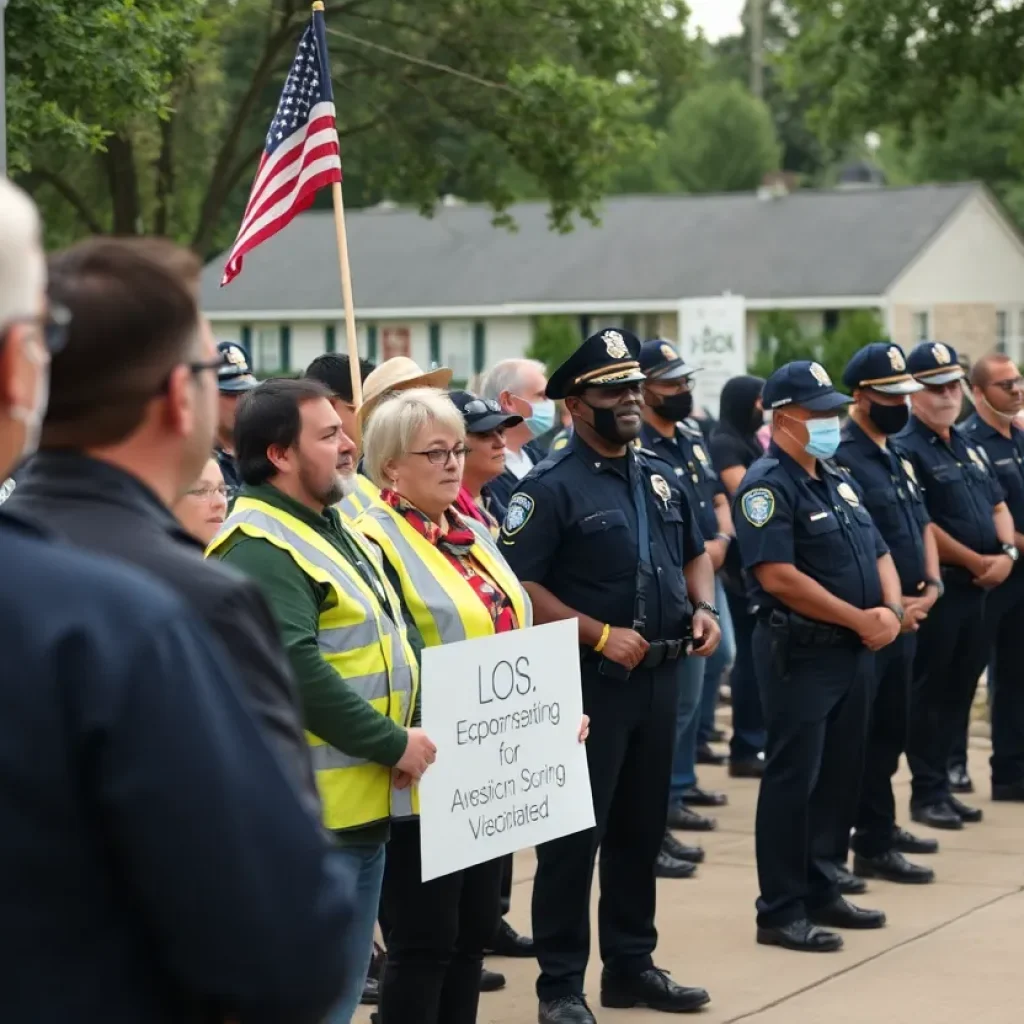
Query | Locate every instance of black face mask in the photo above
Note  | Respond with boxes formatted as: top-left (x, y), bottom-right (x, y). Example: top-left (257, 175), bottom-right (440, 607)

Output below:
top-left (582, 400), bottom-right (636, 445)
top-left (867, 399), bottom-right (909, 436)
top-left (651, 391), bottom-right (693, 423)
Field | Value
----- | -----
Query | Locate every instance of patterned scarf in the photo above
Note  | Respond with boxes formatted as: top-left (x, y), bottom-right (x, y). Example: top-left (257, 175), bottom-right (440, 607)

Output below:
top-left (381, 489), bottom-right (516, 632)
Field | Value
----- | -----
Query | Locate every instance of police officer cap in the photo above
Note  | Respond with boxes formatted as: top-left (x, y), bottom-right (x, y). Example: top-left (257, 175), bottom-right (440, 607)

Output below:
top-left (762, 360), bottom-right (851, 412)
top-left (217, 341), bottom-right (259, 393)
top-left (638, 338), bottom-right (702, 382)
top-left (546, 328), bottom-right (648, 400)
top-left (449, 391), bottom-right (524, 434)
top-left (906, 341), bottom-right (965, 386)
top-left (842, 342), bottom-right (922, 396)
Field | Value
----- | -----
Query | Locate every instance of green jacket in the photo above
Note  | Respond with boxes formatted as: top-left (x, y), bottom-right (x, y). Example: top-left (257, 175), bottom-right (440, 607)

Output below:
top-left (213, 483), bottom-right (425, 846)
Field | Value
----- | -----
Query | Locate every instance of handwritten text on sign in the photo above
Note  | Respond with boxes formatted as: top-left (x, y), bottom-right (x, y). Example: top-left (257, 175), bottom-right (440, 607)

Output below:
top-left (418, 619), bottom-right (595, 881)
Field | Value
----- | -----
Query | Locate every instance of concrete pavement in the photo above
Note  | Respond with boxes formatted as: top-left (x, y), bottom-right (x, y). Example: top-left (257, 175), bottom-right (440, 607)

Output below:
top-left (357, 740), bottom-right (1024, 1024)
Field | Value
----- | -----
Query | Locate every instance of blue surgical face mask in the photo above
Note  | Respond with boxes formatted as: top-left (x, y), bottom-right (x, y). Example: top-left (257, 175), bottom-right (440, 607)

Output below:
top-left (804, 416), bottom-right (842, 459)
top-left (525, 398), bottom-right (556, 438)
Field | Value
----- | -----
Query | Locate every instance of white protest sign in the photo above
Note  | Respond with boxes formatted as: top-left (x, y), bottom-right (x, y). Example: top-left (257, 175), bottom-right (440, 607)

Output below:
top-left (418, 618), bottom-right (595, 882)
top-left (677, 296), bottom-right (748, 419)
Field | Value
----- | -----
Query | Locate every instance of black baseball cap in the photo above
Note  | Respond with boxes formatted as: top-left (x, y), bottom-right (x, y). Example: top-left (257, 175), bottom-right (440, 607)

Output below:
top-left (762, 360), bottom-right (851, 412)
top-left (449, 391), bottom-right (523, 433)
top-left (638, 338), bottom-right (701, 381)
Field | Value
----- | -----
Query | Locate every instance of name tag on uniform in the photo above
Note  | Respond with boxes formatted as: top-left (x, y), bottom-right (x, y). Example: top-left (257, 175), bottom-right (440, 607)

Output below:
top-left (809, 511), bottom-right (829, 522)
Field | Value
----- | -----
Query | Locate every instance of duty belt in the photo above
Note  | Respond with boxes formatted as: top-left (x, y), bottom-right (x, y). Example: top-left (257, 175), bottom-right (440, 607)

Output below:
top-left (759, 609), bottom-right (860, 649)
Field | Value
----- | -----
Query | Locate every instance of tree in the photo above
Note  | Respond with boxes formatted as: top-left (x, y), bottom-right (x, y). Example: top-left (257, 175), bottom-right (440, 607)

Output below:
top-left (12, 0), bottom-right (697, 256)
top-left (659, 81), bottom-right (781, 193)
top-left (778, 0), bottom-right (1024, 143)
top-left (528, 316), bottom-right (580, 375)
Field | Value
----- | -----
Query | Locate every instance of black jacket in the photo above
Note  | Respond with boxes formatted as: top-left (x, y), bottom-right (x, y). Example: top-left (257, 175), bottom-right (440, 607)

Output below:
top-left (488, 438), bottom-right (548, 514)
top-left (0, 508), bottom-right (353, 1023)
top-left (7, 452), bottom-right (319, 815)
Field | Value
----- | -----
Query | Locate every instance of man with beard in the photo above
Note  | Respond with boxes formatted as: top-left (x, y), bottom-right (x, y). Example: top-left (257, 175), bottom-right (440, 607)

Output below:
top-left (638, 339), bottom-right (733, 872)
top-left (209, 377), bottom-right (438, 1024)
top-left (896, 342), bottom-right (1016, 830)
top-left (964, 353), bottom-right (1024, 802)
top-left (500, 329), bottom-right (720, 1024)
top-left (835, 343), bottom-right (941, 886)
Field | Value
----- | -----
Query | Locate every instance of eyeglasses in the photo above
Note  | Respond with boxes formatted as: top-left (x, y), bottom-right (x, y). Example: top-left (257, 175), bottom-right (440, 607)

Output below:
top-left (410, 445), bottom-right (470, 465)
top-left (990, 377), bottom-right (1024, 394)
top-left (186, 484), bottom-right (229, 501)
top-left (0, 303), bottom-right (73, 355)
top-left (462, 398), bottom-right (503, 416)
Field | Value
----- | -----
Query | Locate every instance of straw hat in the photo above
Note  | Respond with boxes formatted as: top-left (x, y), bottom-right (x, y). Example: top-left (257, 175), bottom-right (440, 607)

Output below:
top-left (358, 357), bottom-right (453, 424)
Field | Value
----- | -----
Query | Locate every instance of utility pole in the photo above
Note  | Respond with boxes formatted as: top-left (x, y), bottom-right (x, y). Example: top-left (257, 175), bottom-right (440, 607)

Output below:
top-left (0, 0), bottom-right (8, 177)
top-left (750, 0), bottom-right (765, 101)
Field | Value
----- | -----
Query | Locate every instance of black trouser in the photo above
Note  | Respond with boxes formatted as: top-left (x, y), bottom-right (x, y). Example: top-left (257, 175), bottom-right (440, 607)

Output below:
top-left (498, 853), bottom-right (514, 917)
top-left (532, 663), bottom-right (677, 1001)
top-left (378, 819), bottom-right (502, 1024)
top-left (725, 587), bottom-right (766, 761)
top-left (988, 569), bottom-right (1024, 786)
top-left (906, 581), bottom-right (988, 808)
top-left (850, 634), bottom-right (916, 858)
top-left (752, 623), bottom-right (874, 928)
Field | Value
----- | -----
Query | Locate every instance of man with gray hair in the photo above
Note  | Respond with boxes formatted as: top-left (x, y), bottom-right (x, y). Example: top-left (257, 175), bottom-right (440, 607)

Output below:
top-left (481, 357), bottom-right (556, 514)
top-left (0, 184), bottom-right (355, 1020)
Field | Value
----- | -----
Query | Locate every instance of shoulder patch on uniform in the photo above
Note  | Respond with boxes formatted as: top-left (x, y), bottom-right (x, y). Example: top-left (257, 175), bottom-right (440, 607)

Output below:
top-left (501, 493), bottom-right (535, 536)
top-left (741, 487), bottom-right (775, 528)
top-left (0, 477), bottom-right (14, 506)
top-left (552, 436), bottom-right (568, 451)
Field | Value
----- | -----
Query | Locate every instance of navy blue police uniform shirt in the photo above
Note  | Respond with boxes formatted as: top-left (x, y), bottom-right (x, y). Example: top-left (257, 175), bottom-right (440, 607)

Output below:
top-left (837, 418), bottom-right (930, 596)
top-left (963, 412), bottom-right (1024, 533)
top-left (895, 416), bottom-right (1005, 556)
top-left (733, 442), bottom-right (888, 615)
top-left (499, 433), bottom-right (705, 642)
top-left (215, 445), bottom-right (243, 503)
top-left (639, 418), bottom-right (723, 541)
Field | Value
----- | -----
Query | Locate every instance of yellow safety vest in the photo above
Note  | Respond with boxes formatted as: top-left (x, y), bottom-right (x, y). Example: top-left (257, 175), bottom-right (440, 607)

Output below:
top-left (354, 503), bottom-right (532, 648)
top-left (208, 496), bottom-right (419, 830)
top-left (338, 473), bottom-right (382, 523)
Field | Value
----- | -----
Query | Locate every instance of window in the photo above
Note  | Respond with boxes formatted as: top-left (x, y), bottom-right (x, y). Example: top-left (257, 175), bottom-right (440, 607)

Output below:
top-left (996, 311), bottom-right (1009, 354)
top-left (254, 327), bottom-right (280, 372)
top-left (912, 311), bottom-right (930, 342)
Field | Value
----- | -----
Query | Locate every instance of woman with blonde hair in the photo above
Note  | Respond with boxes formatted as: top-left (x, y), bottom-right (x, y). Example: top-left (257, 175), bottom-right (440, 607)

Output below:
top-left (353, 388), bottom-right (584, 1024)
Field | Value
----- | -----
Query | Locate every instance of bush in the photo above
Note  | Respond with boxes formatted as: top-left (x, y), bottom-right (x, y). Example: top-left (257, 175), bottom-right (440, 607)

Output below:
top-left (748, 309), bottom-right (885, 388)
top-left (528, 316), bottom-right (580, 376)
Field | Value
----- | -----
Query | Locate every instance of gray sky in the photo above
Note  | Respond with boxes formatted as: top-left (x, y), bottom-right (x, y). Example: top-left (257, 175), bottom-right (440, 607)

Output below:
top-left (687, 0), bottom-right (744, 41)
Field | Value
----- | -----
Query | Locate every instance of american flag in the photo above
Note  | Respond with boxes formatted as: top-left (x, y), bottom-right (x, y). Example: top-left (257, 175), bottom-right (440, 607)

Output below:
top-left (220, 6), bottom-right (342, 287)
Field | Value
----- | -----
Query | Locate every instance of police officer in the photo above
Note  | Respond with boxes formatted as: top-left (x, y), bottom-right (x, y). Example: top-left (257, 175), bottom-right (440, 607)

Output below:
top-left (733, 360), bottom-right (902, 953)
top-left (964, 352), bottom-right (1024, 801)
top-left (897, 342), bottom-right (1016, 829)
top-left (500, 329), bottom-right (720, 1023)
top-left (638, 338), bottom-right (731, 858)
top-left (215, 340), bottom-right (259, 501)
top-left (836, 343), bottom-right (940, 885)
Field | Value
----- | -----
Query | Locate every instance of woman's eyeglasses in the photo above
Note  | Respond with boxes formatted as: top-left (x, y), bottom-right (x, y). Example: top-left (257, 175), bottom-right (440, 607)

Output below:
top-left (186, 484), bottom-right (229, 501)
top-left (410, 445), bottom-right (470, 466)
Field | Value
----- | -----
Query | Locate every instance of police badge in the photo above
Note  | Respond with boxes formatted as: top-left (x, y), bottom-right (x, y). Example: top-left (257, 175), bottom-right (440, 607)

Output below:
top-left (603, 330), bottom-right (629, 359)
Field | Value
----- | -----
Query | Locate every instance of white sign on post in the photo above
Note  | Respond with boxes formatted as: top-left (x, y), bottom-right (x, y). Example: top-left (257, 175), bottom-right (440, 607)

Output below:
top-left (418, 618), bottom-right (595, 882)
top-left (677, 296), bottom-right (748, 419)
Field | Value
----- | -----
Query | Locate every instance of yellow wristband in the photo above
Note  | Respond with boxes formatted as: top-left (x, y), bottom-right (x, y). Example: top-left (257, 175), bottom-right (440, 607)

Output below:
top-left (594, 623), bottom-right (611, 653)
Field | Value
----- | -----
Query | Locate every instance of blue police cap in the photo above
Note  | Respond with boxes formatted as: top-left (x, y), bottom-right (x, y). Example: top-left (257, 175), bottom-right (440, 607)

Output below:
top-left (842, 342), bottom-right (922, 396)
top-left (546, 328), bottom-right (647, 400)
top-left (762, 360), bottom-right (851, 413)
top-left (217, 341), bottom-right (258, 393)
top-left (638, 338), bottom-right (701, 382)
top-left (906, 341), bottom-right (965, 386)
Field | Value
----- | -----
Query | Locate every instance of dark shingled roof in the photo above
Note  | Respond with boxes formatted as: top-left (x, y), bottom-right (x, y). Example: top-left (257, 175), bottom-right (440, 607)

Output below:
top-left (201, 183), bottom-right (979, 313)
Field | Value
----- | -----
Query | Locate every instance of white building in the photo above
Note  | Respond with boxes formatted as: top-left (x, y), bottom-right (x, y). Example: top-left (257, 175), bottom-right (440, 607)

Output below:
top-left (200, 182), bottom-right (1024, 378)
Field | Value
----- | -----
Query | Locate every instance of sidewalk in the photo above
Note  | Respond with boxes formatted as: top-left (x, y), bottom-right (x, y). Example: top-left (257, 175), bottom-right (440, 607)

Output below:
top-left (358, 739), bottom-right (1024, 1024)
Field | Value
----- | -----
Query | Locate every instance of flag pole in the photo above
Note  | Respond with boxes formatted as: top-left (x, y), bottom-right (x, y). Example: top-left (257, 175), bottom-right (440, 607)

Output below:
top-left (315, 2), bottom-right (363, 408)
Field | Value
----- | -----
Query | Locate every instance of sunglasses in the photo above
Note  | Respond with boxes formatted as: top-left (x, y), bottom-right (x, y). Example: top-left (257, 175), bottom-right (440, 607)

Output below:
top-left (462, 398), bottom-right (504, 416)
top-left (989, 377), bottom-right (1024, 394)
